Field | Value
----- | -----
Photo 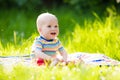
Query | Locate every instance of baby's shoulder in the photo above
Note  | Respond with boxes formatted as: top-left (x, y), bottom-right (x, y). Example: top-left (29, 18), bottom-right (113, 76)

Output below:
top-left (34, 36), bottom-right (42, 42)
top-left (35, 36), bottom-right (40, 40)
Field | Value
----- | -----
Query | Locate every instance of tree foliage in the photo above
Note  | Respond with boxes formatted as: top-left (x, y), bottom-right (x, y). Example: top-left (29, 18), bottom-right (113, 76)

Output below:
top-left (0, 0), bottom-right (119, 12)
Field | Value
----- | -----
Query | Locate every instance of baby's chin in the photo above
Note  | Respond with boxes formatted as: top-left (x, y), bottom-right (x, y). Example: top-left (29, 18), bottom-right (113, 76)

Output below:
top-left (49, 36), bottom-right (57, 40)
top-left (44, 36), bottom-right (55, 40)
top-left (49, 37), bottom-right (56, 40)
top-left (49, 34), bottom-right (58, 38)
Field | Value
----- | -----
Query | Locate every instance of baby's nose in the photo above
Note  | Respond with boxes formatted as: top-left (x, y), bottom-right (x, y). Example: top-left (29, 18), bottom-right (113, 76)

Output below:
top-left (51, 27), bottom-right (56, 30)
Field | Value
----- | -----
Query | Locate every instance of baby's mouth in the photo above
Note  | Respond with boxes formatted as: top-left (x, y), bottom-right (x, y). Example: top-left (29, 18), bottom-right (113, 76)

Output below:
top-left (50, 32), bottom-right (56, 35)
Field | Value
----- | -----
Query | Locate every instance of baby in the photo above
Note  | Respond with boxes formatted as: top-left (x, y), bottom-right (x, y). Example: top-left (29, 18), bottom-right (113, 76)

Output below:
top-left (31, 12), bottom-right (68, 66)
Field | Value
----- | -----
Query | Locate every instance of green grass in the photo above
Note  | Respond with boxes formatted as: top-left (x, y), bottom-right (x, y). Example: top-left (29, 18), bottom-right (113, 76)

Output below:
top-left (0, 64), bottom-right (120, 80)
top-left (65, 16), bottom-right (120, 60)
top-left (0, 7), bottom-right (120, 80)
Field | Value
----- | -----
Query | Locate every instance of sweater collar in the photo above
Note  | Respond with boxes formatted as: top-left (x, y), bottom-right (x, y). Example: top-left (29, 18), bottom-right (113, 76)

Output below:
top-left (40, 36), bottom-right (53, 42)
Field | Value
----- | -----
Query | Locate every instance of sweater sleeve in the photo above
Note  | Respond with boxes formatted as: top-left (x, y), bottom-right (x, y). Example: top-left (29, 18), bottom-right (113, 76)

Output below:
top-left (58, 40), bottom-right (65, 52)
top-left (31, 38), bottom-right (42, 53)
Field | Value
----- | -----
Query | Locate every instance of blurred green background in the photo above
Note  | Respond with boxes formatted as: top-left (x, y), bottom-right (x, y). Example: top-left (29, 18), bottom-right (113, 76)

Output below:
top-left (0, 0), bottom-right (120, 57)
top-left (0, 0), bottom-right (120, 44)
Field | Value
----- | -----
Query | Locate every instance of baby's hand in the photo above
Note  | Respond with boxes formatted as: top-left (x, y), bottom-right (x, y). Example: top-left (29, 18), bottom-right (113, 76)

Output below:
top-left (50, 58), bottom-right (59, 66)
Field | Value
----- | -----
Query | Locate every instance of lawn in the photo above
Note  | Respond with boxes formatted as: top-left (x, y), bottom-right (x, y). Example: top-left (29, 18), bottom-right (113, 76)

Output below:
top-left (0, 7), bottom-right (120, 80)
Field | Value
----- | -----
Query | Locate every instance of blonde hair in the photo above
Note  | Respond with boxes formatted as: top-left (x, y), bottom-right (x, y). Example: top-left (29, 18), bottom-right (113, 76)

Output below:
top-left (36, 12), bottom-right (58, 32)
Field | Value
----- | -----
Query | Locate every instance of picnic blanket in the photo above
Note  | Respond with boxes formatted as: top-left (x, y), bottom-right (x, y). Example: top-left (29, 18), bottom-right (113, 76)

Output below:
top-left (68, 52), bottom-right (120, 66)
top-left (0, 56), bottom-right (32, 67)
top-left (0, 52), bottom-right (120, 67)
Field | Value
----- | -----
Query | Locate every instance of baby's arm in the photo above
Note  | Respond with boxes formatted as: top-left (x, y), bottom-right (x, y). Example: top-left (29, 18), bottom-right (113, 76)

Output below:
top-left (32, 50), bottom-right (54, 61)
top-left (59, 49), bottom-right (68, 62)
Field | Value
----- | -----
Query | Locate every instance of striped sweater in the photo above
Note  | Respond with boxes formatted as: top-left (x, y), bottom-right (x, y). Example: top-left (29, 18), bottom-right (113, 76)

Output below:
top-left (32, 36), bottom-right (64, 56)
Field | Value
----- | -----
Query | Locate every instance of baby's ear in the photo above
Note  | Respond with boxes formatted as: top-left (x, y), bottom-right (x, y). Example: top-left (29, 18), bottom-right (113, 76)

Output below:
top-left (38, 28), bottom-right (41, 32)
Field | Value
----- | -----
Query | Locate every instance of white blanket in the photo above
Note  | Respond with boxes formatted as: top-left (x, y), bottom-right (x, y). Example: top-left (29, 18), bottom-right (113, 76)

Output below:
top-left (68, 52), bottom-right (120, 66)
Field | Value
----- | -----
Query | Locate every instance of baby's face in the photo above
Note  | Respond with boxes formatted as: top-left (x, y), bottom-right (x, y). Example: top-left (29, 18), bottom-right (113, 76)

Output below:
top-left (39, 18), bottom-right (59, 40)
